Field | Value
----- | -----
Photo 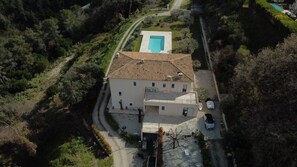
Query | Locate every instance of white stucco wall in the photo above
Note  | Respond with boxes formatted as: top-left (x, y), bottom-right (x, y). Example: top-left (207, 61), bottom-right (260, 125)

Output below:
top-left (158, 103), bottom-right (197, 116)
top-left (109, 78), bottom-right (193, 110)
top-left (144, 101), bottom-right (197, 117)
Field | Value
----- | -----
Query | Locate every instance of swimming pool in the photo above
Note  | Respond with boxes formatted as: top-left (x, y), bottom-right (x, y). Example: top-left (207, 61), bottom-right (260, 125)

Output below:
top-left (148, 36), bottom-right (165, 53)
top-left (270, 3), bottom-right (283, 12)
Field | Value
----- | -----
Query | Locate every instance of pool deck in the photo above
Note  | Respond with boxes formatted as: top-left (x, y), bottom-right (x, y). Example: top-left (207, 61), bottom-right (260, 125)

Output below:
top-left (139, 31), bottom-right (172, 54)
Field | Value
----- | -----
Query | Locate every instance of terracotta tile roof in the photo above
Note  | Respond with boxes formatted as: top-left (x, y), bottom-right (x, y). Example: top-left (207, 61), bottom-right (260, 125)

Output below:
top-left (108, 51), bottom-right (194, 82)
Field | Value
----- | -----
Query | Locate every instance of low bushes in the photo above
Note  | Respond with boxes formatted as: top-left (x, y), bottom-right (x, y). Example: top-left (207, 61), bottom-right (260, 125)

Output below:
top-left (104, 111), bottom-right (119, 131)
top-left (91, 124), bottom-right (112, 154)
top-left (254, 0), bottom-right (297, 33)
top-left (157, 127), bottom-right (164, 167)
top-left (120, 131), bottom-right (139, 143)
top-left (195, 132), bottom-right (213, 167)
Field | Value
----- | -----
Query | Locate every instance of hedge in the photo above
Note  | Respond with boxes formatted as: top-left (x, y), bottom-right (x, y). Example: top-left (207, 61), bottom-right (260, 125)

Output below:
top-left (254, 0), bottom-right (297, 33)
top-left (91, 124), bottom-right (112, 154)
top-left (104, 111), bottom-right (119, 131)
top-left (120, 131), bottom-right (140, 143)
top-left (157, 127), bottom-right (164, 167)
top-left (195, 132), bottom-right (213, 167)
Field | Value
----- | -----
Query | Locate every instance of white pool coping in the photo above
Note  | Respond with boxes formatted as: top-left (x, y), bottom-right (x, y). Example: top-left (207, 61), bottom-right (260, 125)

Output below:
top-left (139, 31), bottom-right (172, 54)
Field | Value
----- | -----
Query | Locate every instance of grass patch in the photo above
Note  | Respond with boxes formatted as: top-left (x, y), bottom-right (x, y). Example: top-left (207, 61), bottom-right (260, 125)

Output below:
top-left (98, 156), bottom-right (113, 167)
top-left (169, 0), bottom-right (174, 9)
top-left (131, 35), bottom-right (143, 51)
top-left (49, 137), bottom-right (95, 167)
top-left (181, 0), bottom-right (192, 9)
top-left (126, 16), bottom-right (192, 52)
top-left (141, 18), bottom-right (185, 50)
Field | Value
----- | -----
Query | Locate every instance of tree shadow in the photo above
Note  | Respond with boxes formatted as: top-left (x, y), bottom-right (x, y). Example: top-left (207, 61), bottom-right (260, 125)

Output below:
top-left (23, 75), bottom-right (102, 166)
top-left (170, 24), bottom-right (185, 30)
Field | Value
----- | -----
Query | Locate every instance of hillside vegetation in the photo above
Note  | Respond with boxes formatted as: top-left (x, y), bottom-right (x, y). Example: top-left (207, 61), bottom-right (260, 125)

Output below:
top-left (0, 0), bottom-right (148, 166)
top-left (224, 34), bottom-right (297, 167)
top-left (196, 0), bottom-right (297, 166)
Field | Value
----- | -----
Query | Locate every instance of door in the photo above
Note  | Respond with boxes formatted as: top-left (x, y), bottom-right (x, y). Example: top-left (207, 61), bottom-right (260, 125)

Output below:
top-left (182, 84), bottom-right (187, 92)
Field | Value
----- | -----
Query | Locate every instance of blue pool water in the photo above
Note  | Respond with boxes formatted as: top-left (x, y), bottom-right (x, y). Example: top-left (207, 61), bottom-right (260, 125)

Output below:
top-left (148, 36), bottom-right (165, 53)
top-left (270, 3), bottom-right (284, 12)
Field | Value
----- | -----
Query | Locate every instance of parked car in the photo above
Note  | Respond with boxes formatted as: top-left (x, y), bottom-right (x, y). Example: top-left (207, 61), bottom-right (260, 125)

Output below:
top-left (205, 98), bottom-right (215, 110)
top-left (204, 113), bottom-right (215, 130)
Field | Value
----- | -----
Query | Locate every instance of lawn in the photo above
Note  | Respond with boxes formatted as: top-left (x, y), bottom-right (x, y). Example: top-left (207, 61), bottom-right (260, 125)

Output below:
top-left (129, 16), bottom-right (190, 52)
top-left (98, 156), bottom-right (113, 167)
top-left (132, 35), bottom-right (143, 51)
top-left (126, 14), bottom-right (208, 70)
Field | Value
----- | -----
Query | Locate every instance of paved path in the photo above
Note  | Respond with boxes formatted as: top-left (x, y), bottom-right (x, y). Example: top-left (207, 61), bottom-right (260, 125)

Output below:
top-left (195, 4), bottom-right (229, 167)
top-left (93, 1), bottom-right (184, 167)
top-left (92, 83), bottom-right (129, 167)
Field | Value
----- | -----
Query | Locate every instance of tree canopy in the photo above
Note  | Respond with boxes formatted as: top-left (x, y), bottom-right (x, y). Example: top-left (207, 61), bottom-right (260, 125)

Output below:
top-left (230, 34), bottom-right (297, 167)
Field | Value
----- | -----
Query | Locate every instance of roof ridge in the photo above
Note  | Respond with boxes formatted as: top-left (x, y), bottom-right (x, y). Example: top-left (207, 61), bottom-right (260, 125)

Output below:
top-left (171, 54), bottom-right (189, 61)
top-left (170, 56), bottom-right (194, 81)
top-left (108, 53), bottom-right (134, 76)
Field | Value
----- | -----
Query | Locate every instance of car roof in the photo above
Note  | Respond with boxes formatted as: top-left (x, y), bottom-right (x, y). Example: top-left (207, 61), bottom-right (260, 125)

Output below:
top-left (205, 114), bottom-right (214, 122)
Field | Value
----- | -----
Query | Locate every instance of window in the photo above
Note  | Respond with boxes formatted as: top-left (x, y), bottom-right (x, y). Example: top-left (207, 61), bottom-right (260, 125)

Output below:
top-left (171, 84), bottom-right (175, 88)
top-left (130, 103), bottom-right (132, 106)
top-left (119, 92), bottom-right (122, 96)
top-left (163, 83), bottom-right (166, 88)
top-left (161, 106), bottom-right (165, 110)
top-left (152, 82), bottom-right (155, 87)
top-left (133, 82), bottom-right (136, 86)
top-left (183, 108), bottom-right (188, 116)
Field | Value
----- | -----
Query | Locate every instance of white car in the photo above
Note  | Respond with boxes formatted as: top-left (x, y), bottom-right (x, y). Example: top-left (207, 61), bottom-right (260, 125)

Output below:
top-left (204, 113), bottom-right (215, 130)
top-left (205, 98), bottom-right (215, 110)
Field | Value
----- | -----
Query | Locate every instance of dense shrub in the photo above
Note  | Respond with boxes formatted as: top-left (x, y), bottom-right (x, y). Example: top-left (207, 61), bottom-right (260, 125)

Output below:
top-left (157, 127), bottom-right (164, 167)
top-left (192, 60), bottom-right (201, 71)
top-left (46, 84), bottom-right (59, 97)
top-left (104, 111), bottom-right (119, 131)
top-left (120, 131), bottom-right (139, 143)
top-left (195, 132), bottom-right (213, 167)
top-left (143, 16), bottom-right (157, 27)
top-left (91, 124), bottom-right (112, 155)
top-left (254, 0), bottom-right (297, 33)
top-left (49, 137), bottom-right (94, 167)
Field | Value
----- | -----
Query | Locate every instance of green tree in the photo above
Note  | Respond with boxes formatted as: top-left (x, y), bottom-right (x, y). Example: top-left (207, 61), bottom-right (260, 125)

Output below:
top-left (0, 13), bottom-right (9, 30)
top-left (235, 45), bottom-right (250, 63)
top-left (176, 38), bottom-right (198, 53)
top-left (170, 9), bottom-right (184, 21)
top-left (24, 28), bottom-right (46, 54)
top-left (37, 18), bottom-right (61, 45)
top-left (59, 63), bottom-right (103, 106)
top-left (59, 9), bottom-right (82, 39)
top-left (192, 60), bottom-right (201, 71)
top-left (143, 16), bottom-right (156, 27)
top-left (231, 34), bottom-right (297, 167)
